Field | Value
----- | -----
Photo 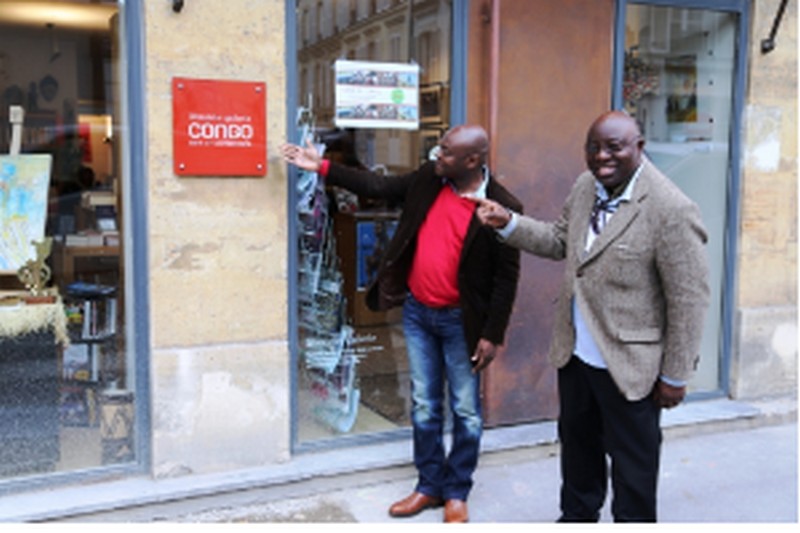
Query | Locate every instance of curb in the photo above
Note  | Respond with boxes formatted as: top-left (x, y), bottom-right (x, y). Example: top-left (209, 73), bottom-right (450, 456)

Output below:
top-left (3, 395), bottom-right (796, 523)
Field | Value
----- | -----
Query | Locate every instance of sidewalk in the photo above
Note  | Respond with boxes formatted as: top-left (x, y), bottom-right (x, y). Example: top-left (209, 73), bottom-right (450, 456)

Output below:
top-left (175, 411), bottom-right (799, 523)
top-left (35, 395), bottom-right (796, 524)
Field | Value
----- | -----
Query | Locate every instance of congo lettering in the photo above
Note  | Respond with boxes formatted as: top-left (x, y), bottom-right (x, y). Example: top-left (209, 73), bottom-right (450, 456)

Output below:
top-left (188, 121), bottom-right (254, 141)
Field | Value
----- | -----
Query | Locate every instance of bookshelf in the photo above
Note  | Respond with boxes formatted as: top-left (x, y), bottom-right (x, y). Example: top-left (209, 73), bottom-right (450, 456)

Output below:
top-left (60, 281), bottom-right (118, 427)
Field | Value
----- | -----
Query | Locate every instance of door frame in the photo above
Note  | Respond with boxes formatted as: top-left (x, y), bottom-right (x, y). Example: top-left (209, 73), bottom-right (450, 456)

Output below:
top-left (612, 0), bottom-right (750, 399)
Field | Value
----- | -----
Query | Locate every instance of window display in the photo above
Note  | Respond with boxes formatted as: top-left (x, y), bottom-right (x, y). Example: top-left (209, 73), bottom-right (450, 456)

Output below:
top-left (293, 0), bottom-right (452, 445)
top-left (0, 0), bottom-right (132, 482)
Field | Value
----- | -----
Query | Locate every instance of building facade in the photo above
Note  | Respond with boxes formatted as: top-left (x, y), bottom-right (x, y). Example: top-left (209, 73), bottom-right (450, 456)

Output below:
top-left (0, 0), bottom-right (795, 510)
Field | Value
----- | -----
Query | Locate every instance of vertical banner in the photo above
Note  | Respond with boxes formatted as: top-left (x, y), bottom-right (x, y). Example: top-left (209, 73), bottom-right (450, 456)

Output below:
top-left (334, 60), bottom-right (420, 130)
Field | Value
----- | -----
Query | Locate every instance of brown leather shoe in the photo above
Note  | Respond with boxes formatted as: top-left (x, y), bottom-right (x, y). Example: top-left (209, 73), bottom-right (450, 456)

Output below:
top-left (389, 491), bottom-right (444, 517)
top-left (444, 499), bottom-right (469, 523)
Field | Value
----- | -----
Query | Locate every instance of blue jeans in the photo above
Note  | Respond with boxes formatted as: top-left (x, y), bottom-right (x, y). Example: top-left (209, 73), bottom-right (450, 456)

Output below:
top-left (403, 293), bottom-right (482, 502)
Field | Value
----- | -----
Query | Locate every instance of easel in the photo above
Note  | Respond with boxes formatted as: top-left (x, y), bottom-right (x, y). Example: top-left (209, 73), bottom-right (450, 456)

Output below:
top-left (8, 105), bottom-right (23, 156)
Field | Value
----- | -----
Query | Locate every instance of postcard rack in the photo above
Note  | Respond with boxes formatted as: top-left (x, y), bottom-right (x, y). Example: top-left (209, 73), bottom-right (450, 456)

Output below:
top-left (294, 105), bottom-right (360, 433)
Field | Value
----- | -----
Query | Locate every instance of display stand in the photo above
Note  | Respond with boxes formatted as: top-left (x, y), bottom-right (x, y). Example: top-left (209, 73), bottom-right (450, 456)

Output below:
top-left (294, 104), bottom-right (361, 433)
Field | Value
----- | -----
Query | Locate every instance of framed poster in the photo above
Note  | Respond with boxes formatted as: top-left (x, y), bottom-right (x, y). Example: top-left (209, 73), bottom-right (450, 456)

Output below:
top-left (334, 60), bottom-right (420, 130)
top-left (0, 154), bottom-right (52, 272)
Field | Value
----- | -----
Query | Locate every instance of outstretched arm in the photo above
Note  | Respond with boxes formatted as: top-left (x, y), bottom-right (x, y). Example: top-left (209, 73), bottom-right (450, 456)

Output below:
top-left (280, 138), bottom-right (323, 172)
top-left (473, 197), bottom-right (512, 229)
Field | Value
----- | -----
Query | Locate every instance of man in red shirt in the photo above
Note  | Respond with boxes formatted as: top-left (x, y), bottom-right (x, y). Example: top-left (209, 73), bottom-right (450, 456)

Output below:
top-left (281, 125), bottom-right (521, 523)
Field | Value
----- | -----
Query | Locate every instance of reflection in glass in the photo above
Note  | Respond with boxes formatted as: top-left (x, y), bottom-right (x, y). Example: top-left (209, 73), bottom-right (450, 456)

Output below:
top-left (624, 5), bottom-right (738, 393)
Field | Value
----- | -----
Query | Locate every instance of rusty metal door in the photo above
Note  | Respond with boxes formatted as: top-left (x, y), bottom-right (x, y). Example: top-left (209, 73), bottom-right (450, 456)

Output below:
top-left (467, 0), bottom-right (615, 426)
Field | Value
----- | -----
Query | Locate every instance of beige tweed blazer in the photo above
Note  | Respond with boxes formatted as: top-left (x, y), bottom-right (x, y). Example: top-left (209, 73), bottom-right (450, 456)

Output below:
top-left (506, 158), bottom-right (710, 400)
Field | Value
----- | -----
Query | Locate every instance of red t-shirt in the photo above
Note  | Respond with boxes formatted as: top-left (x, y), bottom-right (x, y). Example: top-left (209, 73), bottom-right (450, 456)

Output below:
top-left (408, 185), bottom-right (475, 307)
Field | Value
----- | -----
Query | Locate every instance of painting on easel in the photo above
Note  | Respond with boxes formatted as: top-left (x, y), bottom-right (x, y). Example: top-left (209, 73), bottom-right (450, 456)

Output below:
top-left (0, 154), bottom-right (52, 272)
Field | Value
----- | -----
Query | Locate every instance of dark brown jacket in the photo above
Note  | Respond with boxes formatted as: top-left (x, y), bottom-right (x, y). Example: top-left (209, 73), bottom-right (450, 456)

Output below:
top-left (327, 161), bottom-right (522, 354)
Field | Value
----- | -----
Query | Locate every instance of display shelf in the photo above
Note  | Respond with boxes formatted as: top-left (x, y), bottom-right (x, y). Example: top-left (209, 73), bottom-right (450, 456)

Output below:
top-left (61, 282), bottom-right (118, 419)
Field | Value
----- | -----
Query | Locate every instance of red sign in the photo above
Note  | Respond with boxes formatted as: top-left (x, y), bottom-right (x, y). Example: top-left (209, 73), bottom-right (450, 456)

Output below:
top-left (172, 77), bottom-right (266, 176)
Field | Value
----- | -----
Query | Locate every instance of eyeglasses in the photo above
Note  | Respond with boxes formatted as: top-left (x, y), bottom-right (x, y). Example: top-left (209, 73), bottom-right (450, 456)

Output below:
top-left (584, 137), bottom-right (640, 156)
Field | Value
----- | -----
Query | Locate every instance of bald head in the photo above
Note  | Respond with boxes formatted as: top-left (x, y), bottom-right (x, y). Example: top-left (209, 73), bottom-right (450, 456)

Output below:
top-left (435, 124), bottom-right (490, 188)
top-left (448, 124), bottom-right (489, 165)
top-left (587, 111), bottom-right (642, 141)
top-left (584, 111), bottom-right (645, 192)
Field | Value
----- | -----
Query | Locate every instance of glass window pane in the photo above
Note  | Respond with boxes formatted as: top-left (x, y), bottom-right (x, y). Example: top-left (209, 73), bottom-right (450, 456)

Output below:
top-left (293, 0), bottom-right (452, 445)
top-left (0, 0), bottom-right (133, 481)
top-left (624, 5), bottom-right (738, 393)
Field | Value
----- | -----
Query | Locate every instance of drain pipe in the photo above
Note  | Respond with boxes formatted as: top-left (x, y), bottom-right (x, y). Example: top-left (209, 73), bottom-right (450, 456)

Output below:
top-left (488, 0), bottom-right (500, 167)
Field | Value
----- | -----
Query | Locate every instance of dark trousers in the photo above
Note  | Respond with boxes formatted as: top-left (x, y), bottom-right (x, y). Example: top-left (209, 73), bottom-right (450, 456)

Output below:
top-left (557, 356), bottom-right (662, 522)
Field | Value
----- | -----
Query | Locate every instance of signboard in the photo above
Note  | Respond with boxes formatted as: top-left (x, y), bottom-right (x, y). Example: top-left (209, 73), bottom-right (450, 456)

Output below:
top-left (334, 60), bottom-right (420, 130)
top-left (172, 77), bottom-right (266, 176)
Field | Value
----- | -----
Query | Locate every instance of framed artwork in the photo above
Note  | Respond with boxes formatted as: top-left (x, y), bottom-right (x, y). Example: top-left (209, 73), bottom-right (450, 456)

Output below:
top-left (0, 154), bottom-right (52, 272)
top-left (419, 83), bottom-right (448, 125)
top-left (665, 55), bottom-right (698, 124)
top-left (419, 128), bottom-right (444, 162)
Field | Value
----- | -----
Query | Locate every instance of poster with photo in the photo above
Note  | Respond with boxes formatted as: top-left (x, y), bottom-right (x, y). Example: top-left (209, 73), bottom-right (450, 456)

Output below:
top-left (334, 60), bottom-right (420, 130)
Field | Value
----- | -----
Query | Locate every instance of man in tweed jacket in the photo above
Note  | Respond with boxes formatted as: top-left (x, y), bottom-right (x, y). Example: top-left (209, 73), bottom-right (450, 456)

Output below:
top-left (474, 111), bottom-right (710, 522)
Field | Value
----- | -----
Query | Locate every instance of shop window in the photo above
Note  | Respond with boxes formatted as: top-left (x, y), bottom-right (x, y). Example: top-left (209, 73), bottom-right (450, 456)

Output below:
top-left (0, 1), bottom-right (134, 482)
top-left (292, 0), bottom-right (452, 446)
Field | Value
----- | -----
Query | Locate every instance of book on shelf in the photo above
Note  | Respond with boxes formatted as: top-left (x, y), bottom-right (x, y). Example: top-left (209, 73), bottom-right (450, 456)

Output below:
top-left (79, 297), bottom-right (117, 340)
top-left (65, 231), bottom-right (104, 247)
top-left (62, 343), bottom-right (90, 381)
top-left (95, 204), bottom-right (118, 233)
top-left (81, 190), bottom-right (115, 208)
top-left (103, 231), bottom-right (120, 246)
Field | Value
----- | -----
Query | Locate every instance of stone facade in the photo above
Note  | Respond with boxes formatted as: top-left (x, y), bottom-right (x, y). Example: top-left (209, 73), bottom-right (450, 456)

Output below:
top-left (138, 0), bottom-right (797, 478)
top-left (143, 0), bottom-right (291, 476)
top-left (734, 0), bottom-right (798, 399)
